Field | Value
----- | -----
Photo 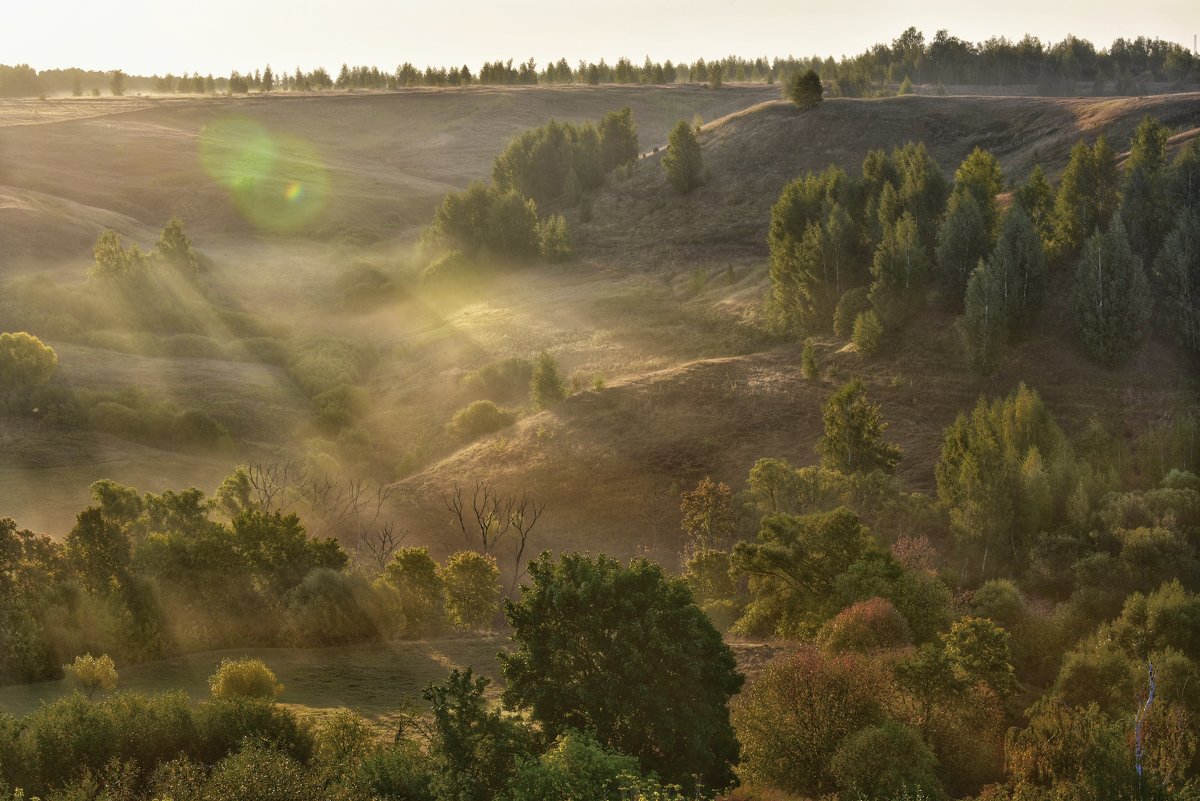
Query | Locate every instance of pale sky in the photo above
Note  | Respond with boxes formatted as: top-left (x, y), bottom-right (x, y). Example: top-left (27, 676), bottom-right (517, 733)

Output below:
top-left (4, 0), bottom-right (1197, 76)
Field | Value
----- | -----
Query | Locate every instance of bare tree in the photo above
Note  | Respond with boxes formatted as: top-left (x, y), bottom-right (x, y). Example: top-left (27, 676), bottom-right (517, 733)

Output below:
top-left (348, 482), bottom-right (408, 571)
top-left (444, 480), bottom-right (515, 555)
top-left (507, 492), bottom-right (545, 594)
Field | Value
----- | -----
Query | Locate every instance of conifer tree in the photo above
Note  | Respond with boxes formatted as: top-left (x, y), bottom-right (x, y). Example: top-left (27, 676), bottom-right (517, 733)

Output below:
top-left (816, 379), bottom-right (901, 474)
top-left (958, 260), bottom-right (1008, 374)
top-left (870, 212), bottom-right (928, 329)
top-left (530, 351), bottom-right (567, 409)
top-left (935, 192), bottom-right (990, 308)
top-left (1120, 116), bottom-right (1171, 263)
top-left (1071, 221), bottom-right (1151, 367)
top-left (788, 69), bottom-right (823, 109)
top-left (262, 64), bottom-right (275, 93)
top-left (662, 120), bottom-right (703, 194)
top-left (990, 206), bottom-right (1046, 332)
top-left (1153, 209), bottom-right (1200, 352)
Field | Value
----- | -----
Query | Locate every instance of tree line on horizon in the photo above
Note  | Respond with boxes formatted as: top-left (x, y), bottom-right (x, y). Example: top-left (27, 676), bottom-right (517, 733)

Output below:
top-left (2, 28), bottom-right (1198, 98)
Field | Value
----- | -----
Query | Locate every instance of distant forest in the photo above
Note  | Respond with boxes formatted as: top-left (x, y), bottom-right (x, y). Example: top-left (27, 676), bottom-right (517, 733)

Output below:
top-left (1, 27), bottom-right (1198, 98)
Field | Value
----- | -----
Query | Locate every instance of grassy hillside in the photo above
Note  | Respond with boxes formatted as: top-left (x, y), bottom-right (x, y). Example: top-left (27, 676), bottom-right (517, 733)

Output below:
top-left (1, 86), bottom-right (1197, 559)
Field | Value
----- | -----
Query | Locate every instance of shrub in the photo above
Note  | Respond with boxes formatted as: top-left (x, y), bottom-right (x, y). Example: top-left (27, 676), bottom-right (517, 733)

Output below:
top-left (447, 400), bottom-right (516, 442)
top-left (173, 408), bottom-right (229, 446)
top-left (285, 568), bottom-right (382, 646)
top-left (829, 722), bottom-right (944, 800)
top-left (440, 551), bottom-right (501, 630)
top-left (538, 214), bottom-right (573, 261)
top-left (0, 332), bottom-right (58, 394)
top-left (208, 658), bottom-right (283, 701)
top-left (312, 382), bottom-right (369, 430)
top-left (204, 744), bottom-right (324, 801)
top-left (359, 741), bottom-right (436, 800)
top-left (530, 351), bottom-right (567, 409)
top-left (461, 357), bottom-right (533, 400)
top-left (662, 120), bottom-right (704, 194)
top-left (161, 333), bottom-right (225, 359)
top-left (382, 547), bottom-right (445, 638)
top-left (63, 653), bottom-right (118, 699)
top-left (502, 730), bottom-right (641, 801)
top-left (194, 698), bottom-right (312, 766)
top-left (852, 309), bottom-right (884, 355)
top-left (834, 287), bottom-right (872, 338)
top-left (819, 597), bottom-right (912, 653)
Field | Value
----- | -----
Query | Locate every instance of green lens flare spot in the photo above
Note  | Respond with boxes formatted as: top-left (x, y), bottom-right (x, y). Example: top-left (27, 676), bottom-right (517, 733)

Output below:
top-left (199, 119), bottom-right (329, 231)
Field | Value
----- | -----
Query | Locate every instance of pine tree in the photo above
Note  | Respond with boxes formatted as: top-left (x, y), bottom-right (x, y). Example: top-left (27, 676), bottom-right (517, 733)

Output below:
top-left (952, 147), bottom-right (1004, 235)
top-left (1015, 166), bottom-right (1055, 247)
top-left (662, 120), bottom-right (703, 194)
top-left (1153, 209), bottom-right (1200, 352)
top-left (788, 69), bottom-right (823, 109)
top-left (1120, 116), bottom-right (1171, 262)
top-left (958, 260), bottom-right (1008, 374)
top-left (801, 339), bottom-right (818, 379)
top-left (870, 212), bottom-right (928, 329)
top-left (262, 64), bottom-right (275, 93)
top-left (935, 192), bottom-right (990, 308)
top-left (1071, 221), bottom-right (1152, 367)
top-left (816, 379), bottom-right (901, 474)
top-left (989, 206), bottom-right (1046, 332)
top-left (530, 351), bottom-right (567, 409)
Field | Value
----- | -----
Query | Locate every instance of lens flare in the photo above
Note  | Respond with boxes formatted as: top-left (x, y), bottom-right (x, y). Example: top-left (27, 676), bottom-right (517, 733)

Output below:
top-left (199, 118), bottom-right (328, 231)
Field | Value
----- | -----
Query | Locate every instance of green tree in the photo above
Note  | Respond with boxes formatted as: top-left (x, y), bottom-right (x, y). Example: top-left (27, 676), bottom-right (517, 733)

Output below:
top-left (829, 722), bottom-right (945, 800)
top-left (1121, 117), bottom-right (1172, 263)
top-left (63, 653), bottom-right (118, 700)
top-left (990, 205), bottom-right (1047, 331)
top-left (262, 64), bottom-right (275, 93)
top-left (91, 229), bottom-right (133, 278)
top-left (501, 731), bottom-right (641, 801)
top-left (662, 120), bottom-right (703, 194)
top-left (382, 547), bottom-right (444, 637)
top-left (529, 350), bottom-right (567, 409)
top-left (425, 668), bottom-right (533, 801)
top-left (870, 212), bottom-right (928, 329)
top-left (1153, 209), bottom-right (1200, 352)
top-left (940, 616), bottom-right (1016, 698)
top-left (957, 260), bottom-right (1008, 374)
top-left (537, 214), bottom-right (572, 261)
top-left (0, 331), bottom-right (57, 395)
top-left (852, 309), bottom-right (885, 355)
top-left (680, 477), bottom-right (736, 553)
top-left (788, 69), bottom-right (823, 108)
top-left (156, 218), bottom-right (199, 273)
top-left (801, 338), bottom-right (818, 379)
top-left (439, 551), bottom-right (501, 630)
top-left (952, 147), bottom-right (1004, 235)
top-left (1052, 136), bottom-right (1119, 257)
top-left (1015, 165), bottom-right (1056, 246)
top-left (934, 192), bottom-right (990, 307)
top-left (598, 107), bottom-right (638, 172)
top-left (1071, 221), bottom-right (1151, 367)
top-left (731, 507), bottom-right (876, 637)
top-left (816, 379), bottom-right (901, 474)
top-left (109, 69), bottom-right (126, 96)
top-left (500, 552), bottom-right (743, 793)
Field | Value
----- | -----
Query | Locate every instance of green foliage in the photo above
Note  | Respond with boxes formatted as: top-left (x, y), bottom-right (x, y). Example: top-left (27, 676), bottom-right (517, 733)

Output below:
top-left (957, 260), bottom-right (1007, 374)
top-left (203, 744), bottom-right (325, 801)
top-left (1071, 221), bottom-right (1151, 366)
top-left (1121, 119), bottom-right (1172, 262)
top-left (208, 657), bottom-right (283, 700)
top-left (870, 213), bottom-right (929, 329)
top-left (682, 549), bottom-right (742, 632)
top-left (834, 287), bottom-right (872, 338)
top-left (934, 192), bottom-right (990, 307)
top-left (502, 730), bottom-right (641, 801)
top-left (662, 120), bottom-right (704, 194)
top-left (768, 168), bottom-right (863, 336)
top-left (936, 384), bottom-right (1068, 572)
top-left (382, 547), bottom-right (445, 638)
top-left (0, 332), bottom-right (57, 399)
top-left (788, 69), bottom-right (824, 108)
top-left (286, 568), bottom-right (384, 645)
top-left (990, 205), bottom-right (1047, 332)
top-left (819, 597), bottom-right (912, 653)
top-left (501, 552), bottom-right (742, 793)
top-left (1153, 209), bottom-right (1200, 353)
top-left (817, 380), bottom-right (901, 475)
top-left (852, 309), bottom-right (885, 356)
top-left (597, 107), bottom-right (639, 172)
top-left (425, 668), bottom-right (533, 801)
top-left (898, 75), bottom-right (914, 94)
top-left (447, 400), bottom-right (516, 442)
top-left (1052, 136), bottom-right (1120, 257)
top-left (156, 218), bottom-right (199, 274)
top-left (537, 214), bottom-right (572, 261)
top-left (829, 721), bottom-right (944, 800)
top-left (430, 183), bottom-right (540, 258)
top-left (940, 616), bottom-right (1016, 698)
top-left (1015, 165), bottom-right (1056, 246)
top-left (732, 507), bottom-right (876, 637)
top-left (439, 551), bottom-right (501, 631)
top-left (801, 338), bottom-right (819, 379)
top-left (732, 646), bottom-right (892, 797)
top-left (461, 357), bottom-right (533, 401)
top-left (680, 477), bottom-right (736, 553)
top-left (529, 350), bottom-right (567, 409)
top-left (952, 147), bottom-right (1004, 235)
top-left (63, 654), bottom-right (118, 699)
top-left (1004, 700), bottom-right (1135, 799)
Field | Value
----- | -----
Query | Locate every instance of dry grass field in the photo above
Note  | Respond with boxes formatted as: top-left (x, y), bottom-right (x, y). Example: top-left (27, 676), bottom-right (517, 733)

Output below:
top-left (1, 84), bottom-right (1198, 560)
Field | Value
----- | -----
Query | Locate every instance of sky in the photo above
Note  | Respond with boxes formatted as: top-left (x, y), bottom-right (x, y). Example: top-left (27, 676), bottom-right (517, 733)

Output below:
top-left (3, 0), bottom-right (1198, 76)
